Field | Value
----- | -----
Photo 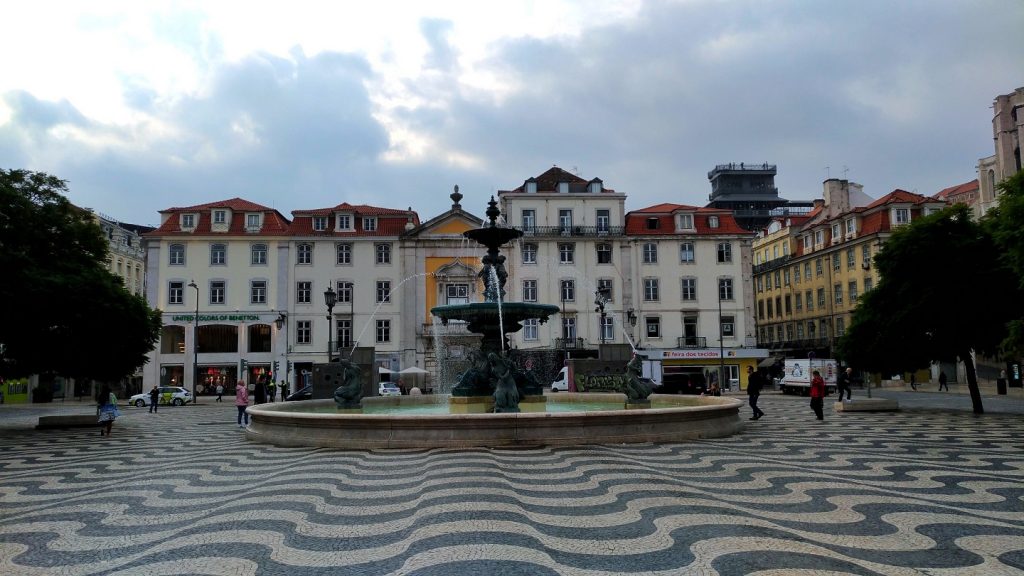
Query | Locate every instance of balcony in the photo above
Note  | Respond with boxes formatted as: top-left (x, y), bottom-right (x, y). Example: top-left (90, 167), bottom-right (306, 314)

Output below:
top-left (677, 336), bottom-right (707, 348)
top-left (752, 255), bottom-right (791, 275)
top-left (554, 337), bottom-right (589, 350)
top-left (519, 225), bottom-right (625, 238)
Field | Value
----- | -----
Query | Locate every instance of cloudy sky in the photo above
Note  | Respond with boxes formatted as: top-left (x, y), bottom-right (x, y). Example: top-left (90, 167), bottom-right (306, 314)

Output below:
top-left (1, 1), bottom-right (1021, 226)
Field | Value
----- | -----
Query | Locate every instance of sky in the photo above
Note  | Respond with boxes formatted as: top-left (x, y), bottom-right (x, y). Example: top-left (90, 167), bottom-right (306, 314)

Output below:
top-left (1, 0), bottom-right (1021, 227)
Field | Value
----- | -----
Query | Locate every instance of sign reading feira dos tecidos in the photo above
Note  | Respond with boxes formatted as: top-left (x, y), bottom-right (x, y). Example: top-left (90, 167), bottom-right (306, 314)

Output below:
top-left (171, 314), bottom-right (261, 322)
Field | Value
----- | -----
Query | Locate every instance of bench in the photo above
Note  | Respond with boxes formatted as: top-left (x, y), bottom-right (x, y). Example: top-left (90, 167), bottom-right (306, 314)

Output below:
top-left (834, 398), bottom-right (899, 412)
top-left (36, 415), bottom-right (99, 429)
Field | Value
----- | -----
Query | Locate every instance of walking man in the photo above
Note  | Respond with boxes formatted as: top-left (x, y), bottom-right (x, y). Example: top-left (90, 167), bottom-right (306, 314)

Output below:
top-left (939, 370), bottom-right (949, 391)
top-left (148, 385), bottom-right (159, 413)
top-left (837, 367), bottom-right (853, 401)
top-left (746, 366), bottom-right (765, 420)
top-left (215, 383), bottom-right (224, 402)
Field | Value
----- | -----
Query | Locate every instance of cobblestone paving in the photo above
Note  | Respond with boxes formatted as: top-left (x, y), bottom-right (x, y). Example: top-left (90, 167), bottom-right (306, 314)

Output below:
top-left (0, 392), bottom-right (1022, 575)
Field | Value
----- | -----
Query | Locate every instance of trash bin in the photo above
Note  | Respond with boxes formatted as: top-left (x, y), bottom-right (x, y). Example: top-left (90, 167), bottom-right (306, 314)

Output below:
top-left (997, 378), bottom-right (1007, 395)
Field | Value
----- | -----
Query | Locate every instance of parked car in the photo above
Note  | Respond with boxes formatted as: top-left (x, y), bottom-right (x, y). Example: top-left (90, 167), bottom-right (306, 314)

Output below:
top-left (379, 382), bottom-right (401, 396)
top-left (129, 386), bottom-right (191, 407)
top-left (285, 385), bottom-right (312, 402)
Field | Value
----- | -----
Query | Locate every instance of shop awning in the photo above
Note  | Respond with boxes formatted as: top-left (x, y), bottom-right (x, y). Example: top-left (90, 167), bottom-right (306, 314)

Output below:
top-left (758, 356), bottom-right (782, 368)
top-left (399, 367), bottom-right (429, 375)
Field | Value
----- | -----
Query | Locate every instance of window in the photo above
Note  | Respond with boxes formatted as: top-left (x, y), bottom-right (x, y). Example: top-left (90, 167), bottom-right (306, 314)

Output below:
top-left (756, 276), bottom-right (763, 292)
top-left (643, 243), bottom-right (658, 264)
top-left (786, 324), bottom-right (794, 341)
top-left (297, 320), bottom-right (311, 344)
top-left (719, 277), bottom-right (734, 300)
top-left (376, 319), bottom-right (390, 342)
top-left (558, 243), bottom-right (575, 264)
top-left (522, 243), bottom-right (537, 264)
top-left (774, 271), bottom-right (781, 289)
top-left (521, 209), bottom-right (535, 231)
top-left (708, 216), bottom-right (719, 228)
top-left (181, 214), bottom-right (195, 229)
top-left (376, 281), bottom-right (391, 303)
top-left (794, 265), bottom-right (801, 284)
top-left (597, 278), bottom-right (613, 302)
top-left (783, 268), bottom-right (791, 286)
top-left (646, 316), bottom-right (661, 338)
top-left (817, 287), bottom-right (826, 307)
top-left (820, 319), bottom-right (830, 338)
top-left (560, 279), bottom-right (575, 302)
top-left (336, 243), bottom-right (352, 265)
top-left (864, 277), bottom-right (873, 292)
top-left (804, 262), bottom-right (811, 280)
top-left (522, 280), bottom-right (537, 302)
top-left (815, 230), bottom-right (824, 245)
top-left (680, 242), bottom-right (695, 263)
top-left (795, 292), bottom-right (803, 311)
top-left (894, 208), bottom-right (910, 225)
top-left (168, 281), bottom-right (184, 305)
top-left (803, 235), bottom-right (812, 251)
top-left (721, 315), bottom-right (735, 338)
top-left (447, 284), bottom-right (469, 305)
top-left (848, 280), bottom-right (858, 302)
top-left (246, 214), bottom-right (261, 229)
top-left (596, 209), bottom-right (610, 232)
top-left (312, 216), bottom-right (327, 231)
top-left (376, 243), bottom-right (391, 264)
top-left (297, 281), bottom-right (311, 304)
top-left (767, 299), bottom-right (773, 318)
top-left (251, 280), bottom-right (267, 304)
top-left (600, 316), bottom-right (614, 342)
top-left (862, 244), bottom-right (871, 268)
top-left (785, 294), bottom-right (792, 315)
top-left (758, 300), bottom-right (765, 320)
top-left (251, 244), bottom-right (268, 265)
top-left (846, 248), bottom-right (855, 269)
top-left (805, 290), bottom-right (814, 311)
top-left (337, 281), bottom-right (353, 304)
top-left (796, 323), bottom-right (804, 339)
top-left (717, 242), bottom-right (732, 263)
top-left (337, 214), bottom-right (352, 230)
top-left (558, 209), bottom-right (573, 232)
top-left (562, 316), bottom-right (577, 339)
top-left (210, 243), bottom-right (226, 265)
top-left (646, 217), bottom-right (659, 230)
top-left (676, 277), bottom-right (694, 301)
top-left (169, 244), bottom-right (185, 266)
top-left (523, 318), bottom-right (539, 341)
top-left (597, 243), bottom-right (612, 264)
top-left (297, 243), bottom-right (313, 265)
top-left (831, 222), bottom-right (841, 241)
top-left (845, 219), bottom-right (855, 235)
top-left (808, 321), bottom-right (816, 339)
top-left (833, 253), bottom-right (841, 271)
top-left (776, 325), bottom-right (783, 343)
top-left (836, 317), bottom-right (846, 336)
top-left (337, 319), bottom-right (353, 349)
top-left (643, 278), bottom-right (659, 301)
top-left (678, 213), bottom-right (693, 230)
top-left (815, 258), bottom-right (822, 276)
top-left (834, 284), bottom-right (843, 305)
top-left (363, 217), bottom-right (377, 231)
top-left (210, 280), bottom-right (225, 304)
top-left (213, 210), bottom-right (226, 224)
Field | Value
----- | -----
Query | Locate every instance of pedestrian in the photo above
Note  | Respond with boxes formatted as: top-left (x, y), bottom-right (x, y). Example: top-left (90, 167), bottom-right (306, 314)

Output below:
top-left (148, 385), bottom-right (160, 413)
top-left (837, 367), bottom-right (853, 401)
top-left (746, 366), bottom-right (765, 420)
top-left (268, 381), bottom-right (277, 402)
top-left (910, 372), bottom-right (917, 391)
top-left (939, 370), bottom-right (948, 391)
top-left (809, 369), bottom-right (826, 421)
top-left (235, 379), bottom-right (250, 428)
top-left (97, 385), bottom-right (120, 436)
top-left (215, 383), bottom-right (224, 402)
top-left (254, 374), bottom-right (267, 405)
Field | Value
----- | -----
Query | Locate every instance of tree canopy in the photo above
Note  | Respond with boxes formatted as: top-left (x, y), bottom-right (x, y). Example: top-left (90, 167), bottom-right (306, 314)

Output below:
top-left (984, 169), bottom-right (1024, 357)
top-left (838, 204), bottom-right (1024, 413)
top-left (0, 169), bottom-right (162, 382)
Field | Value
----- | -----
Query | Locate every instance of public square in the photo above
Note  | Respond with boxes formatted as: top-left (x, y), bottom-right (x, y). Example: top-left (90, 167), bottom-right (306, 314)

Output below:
top-left (1, 388), bottom-right (1022, 576)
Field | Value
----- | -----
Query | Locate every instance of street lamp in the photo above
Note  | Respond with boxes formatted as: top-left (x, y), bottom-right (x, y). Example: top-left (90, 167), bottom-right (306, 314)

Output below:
top-left (718, 278), bottom-right (726, 393)
top-left (187, 280), bottom-right (199, 404)
top-left (324, 285), bottom-right (337, 362)
top-left (594, 287), bottom-right (610, 345)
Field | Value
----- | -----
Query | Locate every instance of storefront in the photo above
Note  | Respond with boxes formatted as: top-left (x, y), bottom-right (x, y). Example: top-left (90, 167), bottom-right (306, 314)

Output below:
top-left (642, 348), bottom-right (769, 392)
top-left (198, 365), bottom-right (238, 395)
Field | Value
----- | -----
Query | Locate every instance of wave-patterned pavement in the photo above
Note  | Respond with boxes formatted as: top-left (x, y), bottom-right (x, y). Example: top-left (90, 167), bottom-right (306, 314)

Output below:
top-left (1, 395), bottom-right (1022, 575)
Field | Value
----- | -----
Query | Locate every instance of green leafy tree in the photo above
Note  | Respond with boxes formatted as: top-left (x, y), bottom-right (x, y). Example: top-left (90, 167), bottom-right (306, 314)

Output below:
top-left (0, 169), bottom-right (162, 383)
top-left (839, 204), bottom-right (1024, 414)
top-left (984, 169), bottom-right (1024, 356)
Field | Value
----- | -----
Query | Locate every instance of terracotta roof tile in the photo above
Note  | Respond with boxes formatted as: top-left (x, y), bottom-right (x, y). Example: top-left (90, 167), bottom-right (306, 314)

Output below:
top-left (625, 204), bottom-right (749, 235)
top-left (500, 166), bottom-right (618, 194)
top-left (145, 198), bottom-right (291, 237)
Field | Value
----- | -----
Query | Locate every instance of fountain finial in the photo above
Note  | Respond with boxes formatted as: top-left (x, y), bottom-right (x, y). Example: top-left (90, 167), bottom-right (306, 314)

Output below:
top-left (451, 185), bottom-right (462, 209)
top-left (485, 195), bottom-right (500, 227)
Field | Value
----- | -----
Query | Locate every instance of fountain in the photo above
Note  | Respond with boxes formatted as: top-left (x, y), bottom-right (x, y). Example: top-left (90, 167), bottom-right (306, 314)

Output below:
top-left (245, 196), bottom-right (744, 449)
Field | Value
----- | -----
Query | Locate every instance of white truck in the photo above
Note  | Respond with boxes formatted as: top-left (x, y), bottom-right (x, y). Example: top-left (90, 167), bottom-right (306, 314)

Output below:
top-left (779, 358), bottom-right (838, 395)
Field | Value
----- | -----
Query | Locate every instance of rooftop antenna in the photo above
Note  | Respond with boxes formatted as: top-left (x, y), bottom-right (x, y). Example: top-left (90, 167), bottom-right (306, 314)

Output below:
top-left (842, 165), bottom-right (849, 180)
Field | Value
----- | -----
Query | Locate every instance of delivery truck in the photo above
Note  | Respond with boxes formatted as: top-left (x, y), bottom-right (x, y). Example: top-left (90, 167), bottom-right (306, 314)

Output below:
top-left (779, 358), bottom-right (838, 395)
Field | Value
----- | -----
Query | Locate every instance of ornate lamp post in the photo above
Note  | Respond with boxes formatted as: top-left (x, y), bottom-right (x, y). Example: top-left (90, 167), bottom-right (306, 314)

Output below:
top-left (187, 280), bottom-right (200, 404)
top-left (324, 285), bottom-right (337, 362)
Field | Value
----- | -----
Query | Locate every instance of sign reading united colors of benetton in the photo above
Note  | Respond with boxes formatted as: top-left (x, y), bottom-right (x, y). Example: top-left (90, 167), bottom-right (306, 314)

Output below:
top-left (171, 314), bottom-right (261, 322)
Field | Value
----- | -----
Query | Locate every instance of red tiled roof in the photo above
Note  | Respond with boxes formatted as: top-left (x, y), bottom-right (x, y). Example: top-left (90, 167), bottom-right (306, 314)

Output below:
top-left (863, 189), bottom-right (932, 210)
top-left (935, 180), bottom-right (979, 200)
top-left (624, 204), bottom-right (749, 235)
top-left (287, 203), bottom-right (419, 237)
top-left (160, 197), bottom-right (275, 213)
top-left (145, 198), bottom-right (291, 237)
top-left (499, 166), bottom-right (617, 194)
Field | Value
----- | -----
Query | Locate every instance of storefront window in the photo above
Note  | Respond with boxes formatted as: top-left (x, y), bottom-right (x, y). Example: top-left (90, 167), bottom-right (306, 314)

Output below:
top-left (198, 324), bottom-right (239, 353)
top-left (160, 326), bottom-right (186, 354)
top-left (248, 324), bottom-right (271, 353)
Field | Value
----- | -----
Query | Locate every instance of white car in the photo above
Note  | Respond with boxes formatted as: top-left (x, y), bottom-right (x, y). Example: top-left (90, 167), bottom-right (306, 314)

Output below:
top-left (129, 386), bottom-right (192, 407)
top-left (379, 382), bottom-right (401, 397)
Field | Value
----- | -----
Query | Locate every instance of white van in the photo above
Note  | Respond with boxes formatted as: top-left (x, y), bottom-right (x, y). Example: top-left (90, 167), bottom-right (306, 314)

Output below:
top-left (551, 367), bottom-right (569, 392)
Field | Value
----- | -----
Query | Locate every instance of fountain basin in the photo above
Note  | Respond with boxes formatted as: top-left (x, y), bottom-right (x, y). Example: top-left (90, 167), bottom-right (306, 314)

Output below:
top-left (245, 393), bottom-right (744, 449)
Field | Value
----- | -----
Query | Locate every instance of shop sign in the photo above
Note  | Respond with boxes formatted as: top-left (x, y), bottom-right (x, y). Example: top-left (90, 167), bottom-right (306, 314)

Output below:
top-left (171, 314), bottom-right (262, 322)
top-left (645, 349), bottom-right (769, 360)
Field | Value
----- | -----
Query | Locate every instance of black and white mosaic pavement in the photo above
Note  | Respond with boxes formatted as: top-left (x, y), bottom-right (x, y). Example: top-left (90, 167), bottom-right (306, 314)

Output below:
top-left (1, 392), bottom-right (1022, 575)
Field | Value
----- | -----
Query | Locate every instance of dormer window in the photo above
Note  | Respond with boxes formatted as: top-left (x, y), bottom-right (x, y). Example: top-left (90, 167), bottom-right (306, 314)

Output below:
top-left (180, 214), bottom-right (196, 229)
top-left (246, 213), bottom-right (261, 230)
top-left (363, 217), bottom-right (377, 231)
top-left (645, 217), bottom-right (659, 230)
top-left (893, 208), bottom-right (910, 225)
top-left (213, 210), bottom-right (226, 225)
top-left (815, 230), bottom-right (824, 245)
top-left (313, 216), bottom-right (327, 231)
top-left (803, 235), bottom-right (811, 251)
top-left (677, 214), bottom-right (694, 230)
top-left (831, 223), bottom-right (841, 241)
top-left (845, 218), bottom-right (856, 235)
top-left (337, 214), bottom-right (352, 230)
top-left (708, 216), bottom-right (719, 229)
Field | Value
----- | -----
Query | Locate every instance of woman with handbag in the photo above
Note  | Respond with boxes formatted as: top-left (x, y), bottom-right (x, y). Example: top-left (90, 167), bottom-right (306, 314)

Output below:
top-left (97, 385), bottom-right (120, 436)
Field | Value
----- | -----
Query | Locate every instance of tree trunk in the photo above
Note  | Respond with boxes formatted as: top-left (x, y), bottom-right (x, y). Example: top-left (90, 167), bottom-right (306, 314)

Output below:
top-left (960, 351), bottom-right (984, 415)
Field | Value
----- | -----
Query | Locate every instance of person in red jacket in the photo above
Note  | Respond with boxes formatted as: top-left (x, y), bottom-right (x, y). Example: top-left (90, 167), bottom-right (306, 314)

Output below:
top-left (809, 369), bottom-right (826, 420)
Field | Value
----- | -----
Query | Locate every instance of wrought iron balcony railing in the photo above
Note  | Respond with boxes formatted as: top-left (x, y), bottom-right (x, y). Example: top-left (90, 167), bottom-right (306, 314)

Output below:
top-left (677, 336), bottom-right (707, 348)
top-left (554, 337), bottom-right (589, 350)
top-left (518, 225), bottom-right (625, 238)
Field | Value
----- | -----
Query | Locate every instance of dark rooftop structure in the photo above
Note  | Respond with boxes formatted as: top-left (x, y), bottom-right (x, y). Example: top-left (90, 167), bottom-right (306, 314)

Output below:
top-left (705, 162), bottom-right (813, 231)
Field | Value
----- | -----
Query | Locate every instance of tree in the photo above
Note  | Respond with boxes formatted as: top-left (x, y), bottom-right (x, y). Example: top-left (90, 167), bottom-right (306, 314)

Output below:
top-left (984, 169), bottom-right (1024, 357)
top-left (838, 205), bottom-right (1024, 414)
top-left (0, 169), bottom-right (162, 383)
